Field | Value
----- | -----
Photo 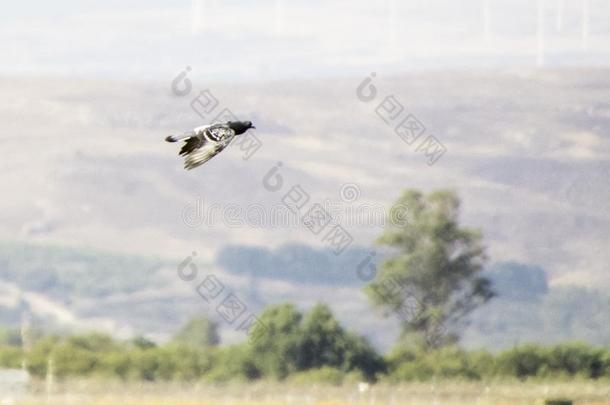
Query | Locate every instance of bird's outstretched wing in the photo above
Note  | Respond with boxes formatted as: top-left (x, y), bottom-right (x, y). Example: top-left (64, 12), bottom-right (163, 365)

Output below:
top-left (183, 125), bottom-right (236, 170)
top-left (179, 136), bottom-right (204, 156)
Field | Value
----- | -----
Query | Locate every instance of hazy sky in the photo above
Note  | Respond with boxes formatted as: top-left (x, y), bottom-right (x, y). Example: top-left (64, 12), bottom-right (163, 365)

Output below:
top-left (3, 0), bottom-right (610, 81)
top-left (2, 1), bottom-right (610, 346)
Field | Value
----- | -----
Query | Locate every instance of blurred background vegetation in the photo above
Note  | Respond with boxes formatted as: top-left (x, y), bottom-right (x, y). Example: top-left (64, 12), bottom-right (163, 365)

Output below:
top-left (1, 309), bottom-right (609, 384)
top-left (1, 189), bottom-right (609, 387)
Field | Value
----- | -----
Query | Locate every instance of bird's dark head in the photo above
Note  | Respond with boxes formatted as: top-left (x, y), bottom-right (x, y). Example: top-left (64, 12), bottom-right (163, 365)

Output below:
top-left (228, 120), bottom-right (255, 135)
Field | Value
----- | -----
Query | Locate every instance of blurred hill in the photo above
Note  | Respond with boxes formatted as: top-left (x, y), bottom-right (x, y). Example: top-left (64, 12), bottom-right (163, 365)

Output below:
top-left (1, 69), bottom-right (608, 285)
top-left (0, 241), bottom-right (608, 351)
top-left (0, 69), bottom-right (609, 350)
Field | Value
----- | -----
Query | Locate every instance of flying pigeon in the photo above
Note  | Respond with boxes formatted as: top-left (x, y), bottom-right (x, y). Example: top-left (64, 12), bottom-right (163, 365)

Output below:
top-left (165, 121), bottom-right (255, 170)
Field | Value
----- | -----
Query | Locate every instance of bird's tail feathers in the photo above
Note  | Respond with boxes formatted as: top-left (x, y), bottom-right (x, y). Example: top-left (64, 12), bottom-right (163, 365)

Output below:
top-left (165, 130), bottom-right (196, 143)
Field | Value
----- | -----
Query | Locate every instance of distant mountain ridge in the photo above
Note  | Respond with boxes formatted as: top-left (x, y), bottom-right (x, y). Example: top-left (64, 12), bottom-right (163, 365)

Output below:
top-left (0, 241), bottom-right (608, 351)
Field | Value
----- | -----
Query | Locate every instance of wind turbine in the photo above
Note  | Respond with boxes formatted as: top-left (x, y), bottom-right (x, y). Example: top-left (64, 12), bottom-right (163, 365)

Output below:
top-left (20, 307), bottom-right (32, 371)
top-left (274, 0), bottom-right (284, 35)
top-left (537, 0), bottom-right (546, 67)
top-left (581, 0), bottom-right (590, 50)
top-left (385, 0), bottom-right (398, 50)
top-left (483, 0), bottom-right (492, 45)
top-left (556, 0), bottom-right (564, 31)
top-left (191, 0), bottom-right (204, 34)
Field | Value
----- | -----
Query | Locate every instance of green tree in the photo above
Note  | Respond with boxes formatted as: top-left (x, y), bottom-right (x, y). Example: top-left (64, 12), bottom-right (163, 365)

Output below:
top-left (496, 344), bottom-right (545, 379)
top-left (545, 343), bottom-right (603, 378)
top-left (26, 335), bottom-right (60, 378)
top-left (154, 345), bottom-right (213, 381)
top-left (67, 333), bottom-right (119, 352)
top-left (172, 315), bottom-right (219, 348)
top-left (298, 303), bottom-right (384, 380)
top-left (243, 303), bottom-right (384, 381)
top-left (248, 303), bottom-right (302, 379)
top-left (366, 189), bottom-right (493, 349)
top-left (298, 304), bottom-right (346, 370)
top-left (132, 336), bottom-right (156, 350)
top-left (204, 345), bottom-right (259, 382)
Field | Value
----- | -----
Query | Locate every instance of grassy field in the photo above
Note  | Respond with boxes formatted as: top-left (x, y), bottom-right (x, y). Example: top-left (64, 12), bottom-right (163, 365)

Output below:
top-left (11, 381), bottom-right (610, 405)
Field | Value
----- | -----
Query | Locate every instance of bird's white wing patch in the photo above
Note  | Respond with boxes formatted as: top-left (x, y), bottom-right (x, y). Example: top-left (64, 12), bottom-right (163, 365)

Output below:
top-left (193, 124), bottom-right (213, 134)
top-left (206, 125), bottom-right (235, 142)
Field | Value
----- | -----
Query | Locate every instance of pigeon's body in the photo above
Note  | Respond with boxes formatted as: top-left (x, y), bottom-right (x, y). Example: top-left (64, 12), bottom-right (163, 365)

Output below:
top-left (166, 121), bottom-right (255, 170)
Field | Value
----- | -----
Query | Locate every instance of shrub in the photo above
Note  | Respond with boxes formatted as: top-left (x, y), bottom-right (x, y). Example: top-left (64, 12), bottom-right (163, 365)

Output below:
top-left (0, 346), bottom-right (23, 369)
top-left (545, 343), bottom-right (603, 378)
top-left (288, 366), bottom-right (345, 386)
top-left (496, 345), bottom-right (546, 379)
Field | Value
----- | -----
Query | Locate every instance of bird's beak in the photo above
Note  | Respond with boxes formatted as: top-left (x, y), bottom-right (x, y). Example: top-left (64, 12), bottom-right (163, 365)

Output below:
top-left (251, 126), bottom-right (256, 129)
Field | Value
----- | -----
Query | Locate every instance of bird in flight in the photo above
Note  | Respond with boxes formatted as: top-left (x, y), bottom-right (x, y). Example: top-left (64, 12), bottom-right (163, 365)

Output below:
top-left (165, 121), bottom-right (256, 170)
